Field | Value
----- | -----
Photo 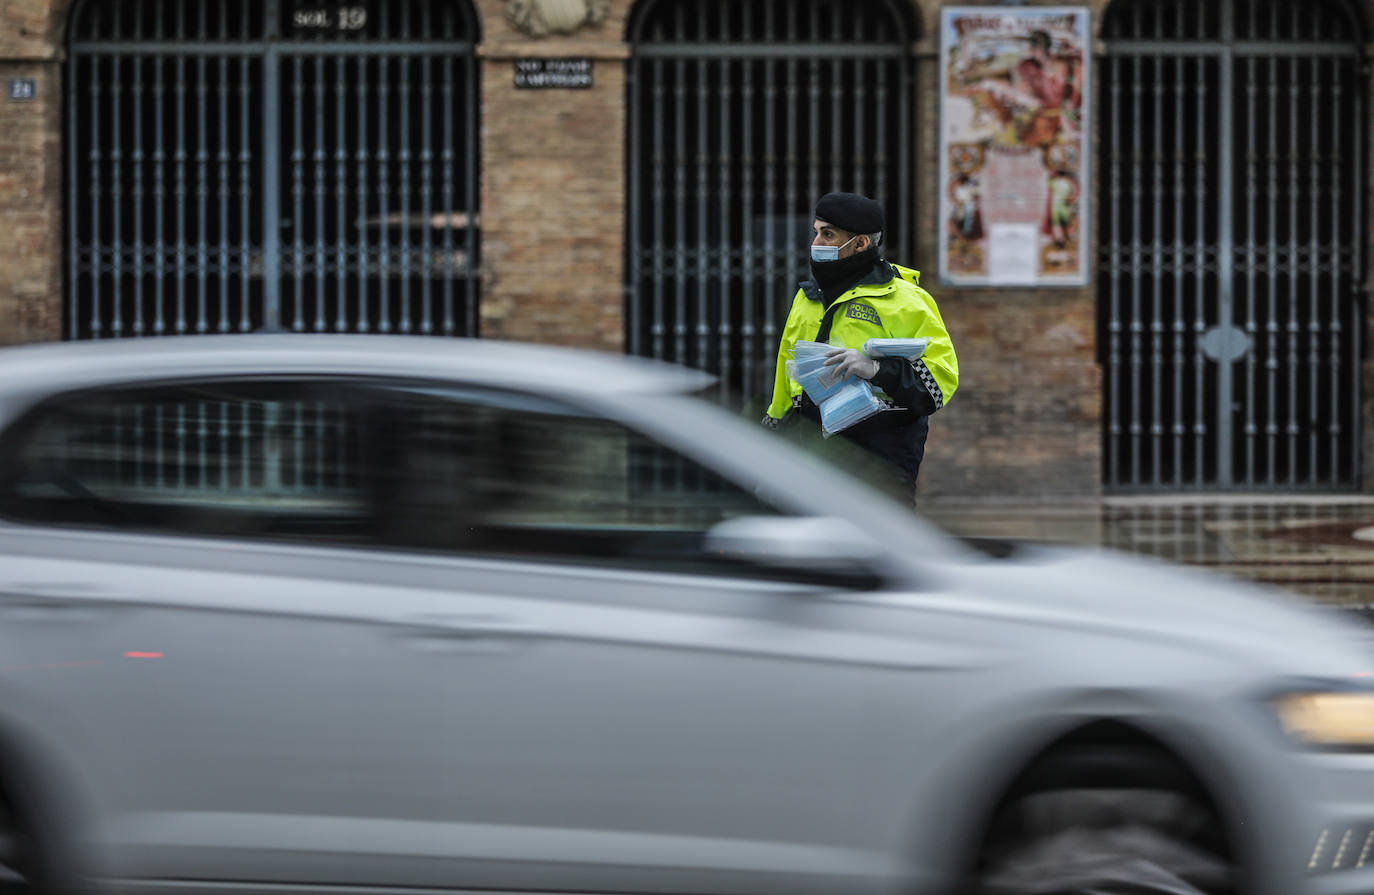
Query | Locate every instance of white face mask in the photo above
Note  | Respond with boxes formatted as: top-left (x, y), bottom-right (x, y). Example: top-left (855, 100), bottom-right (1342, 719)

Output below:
top-left (810, 234), bottom-right (858, 263)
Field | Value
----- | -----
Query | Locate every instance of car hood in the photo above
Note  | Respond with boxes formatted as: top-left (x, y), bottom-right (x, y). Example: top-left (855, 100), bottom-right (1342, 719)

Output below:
top-left (932, 540), bottom-right (1374, 674)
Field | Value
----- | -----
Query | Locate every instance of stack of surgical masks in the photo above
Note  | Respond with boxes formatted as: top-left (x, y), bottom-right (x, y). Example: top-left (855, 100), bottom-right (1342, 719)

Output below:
top-left (790, 341), bottom-right (887, 436)
top-left (788, 337), bottom-right (932, 436)
top-left (863, 337), bottom-right (929, 362)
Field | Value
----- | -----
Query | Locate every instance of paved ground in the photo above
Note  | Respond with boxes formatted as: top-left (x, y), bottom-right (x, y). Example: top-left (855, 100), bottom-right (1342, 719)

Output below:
top-left (921, 496), bottom-right (1374, 611)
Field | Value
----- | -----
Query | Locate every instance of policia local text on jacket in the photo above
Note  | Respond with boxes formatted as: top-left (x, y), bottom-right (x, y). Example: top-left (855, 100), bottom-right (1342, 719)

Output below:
top-left (763, 248), bottom-right (959, 495)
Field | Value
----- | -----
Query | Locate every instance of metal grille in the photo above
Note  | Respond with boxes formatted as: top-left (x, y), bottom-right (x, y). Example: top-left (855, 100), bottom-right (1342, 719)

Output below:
top-left (626, 0), bottom-right (916, 403)
top-left (1100, 0), bottom-right (1367, 491)
top-left (66, 0), bottom-right (480, 339)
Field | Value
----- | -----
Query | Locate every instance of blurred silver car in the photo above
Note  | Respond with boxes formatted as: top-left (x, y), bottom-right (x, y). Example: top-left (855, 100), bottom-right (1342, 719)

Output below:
top-left (0, 335), bottom-right (1369, 895)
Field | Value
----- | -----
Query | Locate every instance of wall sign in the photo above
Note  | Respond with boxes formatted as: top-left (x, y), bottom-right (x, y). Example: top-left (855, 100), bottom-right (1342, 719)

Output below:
top-left (514, 58), bottom-right (592, 89)
top-left (7, 79), bottom-right (36, 102)
top-left (289, 5), bottom-right (368, 30)
top-left (939, 7), bottom-right (1091, 287)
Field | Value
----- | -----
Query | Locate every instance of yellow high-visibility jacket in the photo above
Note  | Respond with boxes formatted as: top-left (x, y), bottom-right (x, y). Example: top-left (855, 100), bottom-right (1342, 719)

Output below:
top-left (765, 262), bottom-right (958, 421)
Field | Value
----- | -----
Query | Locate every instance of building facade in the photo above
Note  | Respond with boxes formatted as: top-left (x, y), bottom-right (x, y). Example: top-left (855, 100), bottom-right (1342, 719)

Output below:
top-left (0, 0), bottom-right (1368, 499)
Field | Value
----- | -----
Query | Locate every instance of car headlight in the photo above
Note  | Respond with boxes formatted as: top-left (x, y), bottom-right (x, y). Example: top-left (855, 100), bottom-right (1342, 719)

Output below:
top-left (1274, 691), bottom-right (1374, 748)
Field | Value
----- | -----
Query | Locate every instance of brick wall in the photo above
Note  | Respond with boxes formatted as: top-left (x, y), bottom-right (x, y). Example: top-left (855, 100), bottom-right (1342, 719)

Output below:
top-left (474, 0), bottom-right (629, 351)
top-left (919, 291), bottom-right (1103, 498)
top-left (0, 0), bottom-right (69, 344)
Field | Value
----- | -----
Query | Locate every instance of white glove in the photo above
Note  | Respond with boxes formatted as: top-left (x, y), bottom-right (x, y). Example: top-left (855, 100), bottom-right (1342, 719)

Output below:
top-left (823, 347), bottom-right (880, 381)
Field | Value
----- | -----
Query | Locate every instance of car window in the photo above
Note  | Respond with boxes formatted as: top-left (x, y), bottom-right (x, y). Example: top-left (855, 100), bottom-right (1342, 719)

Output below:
top-left (365, 384), bottom-right (782, 570)
top-left (0, 380), bottom-right (374, 540)
top-left (0, 379), bottom-right (781, 573)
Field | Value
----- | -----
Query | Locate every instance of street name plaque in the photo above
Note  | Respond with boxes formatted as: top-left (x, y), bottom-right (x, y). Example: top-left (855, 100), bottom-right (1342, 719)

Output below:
top-left (514, 58), bottom-right (592, 89)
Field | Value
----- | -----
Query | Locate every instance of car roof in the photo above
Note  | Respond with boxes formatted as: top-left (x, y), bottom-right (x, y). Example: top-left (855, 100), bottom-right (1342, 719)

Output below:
top-left (0, 334), bottom-right (716, 398)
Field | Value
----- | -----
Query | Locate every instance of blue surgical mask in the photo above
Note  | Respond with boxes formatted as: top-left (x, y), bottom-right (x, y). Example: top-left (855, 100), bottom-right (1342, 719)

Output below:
top-left (810, 234), bottom-right (858, 263)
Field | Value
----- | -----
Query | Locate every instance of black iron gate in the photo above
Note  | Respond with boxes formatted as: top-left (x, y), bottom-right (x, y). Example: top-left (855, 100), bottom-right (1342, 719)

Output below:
top-left (1100, 0), bottom-right (1367, 491)
top-left (66, 0), bottom-right (480, 339)
top-left (626, 0), bottom-right (916, 402)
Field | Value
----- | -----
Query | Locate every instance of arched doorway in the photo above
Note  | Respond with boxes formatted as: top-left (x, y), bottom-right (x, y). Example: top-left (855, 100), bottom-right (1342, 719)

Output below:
top-left (65, 0), bottom-right (480, 339)
top-left (1100, 0), bottom-right (1367, 490)
top-left (625, 0), bottom-right (918, 402)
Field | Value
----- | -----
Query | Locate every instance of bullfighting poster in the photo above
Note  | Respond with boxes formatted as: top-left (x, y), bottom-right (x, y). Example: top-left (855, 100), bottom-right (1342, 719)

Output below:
top-left (939, 7), bottom-right (1090, 286)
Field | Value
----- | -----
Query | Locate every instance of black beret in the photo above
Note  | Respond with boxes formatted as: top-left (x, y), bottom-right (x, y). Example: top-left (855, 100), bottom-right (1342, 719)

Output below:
top-left (814, 192), bottom-right (885, 237)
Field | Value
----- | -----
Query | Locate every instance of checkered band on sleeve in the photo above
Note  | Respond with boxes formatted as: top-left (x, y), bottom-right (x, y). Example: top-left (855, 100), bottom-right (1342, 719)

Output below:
top-left (913, 358), bottom-right (944, 410)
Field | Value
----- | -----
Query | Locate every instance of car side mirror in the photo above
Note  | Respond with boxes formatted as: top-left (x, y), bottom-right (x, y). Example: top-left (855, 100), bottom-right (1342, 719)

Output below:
top-left (704, 515), bottom-right (887, 591)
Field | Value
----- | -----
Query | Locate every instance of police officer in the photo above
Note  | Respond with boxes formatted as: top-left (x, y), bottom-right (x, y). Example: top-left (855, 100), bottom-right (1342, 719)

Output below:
top-left (762, 192), bottom-right (959, 504)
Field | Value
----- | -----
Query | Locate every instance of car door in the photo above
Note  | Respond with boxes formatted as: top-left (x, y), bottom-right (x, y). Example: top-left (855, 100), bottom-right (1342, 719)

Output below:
top-left (0, 378), bottom-right (470, 885)
top-left (256, 381), bottom-right (993, 895)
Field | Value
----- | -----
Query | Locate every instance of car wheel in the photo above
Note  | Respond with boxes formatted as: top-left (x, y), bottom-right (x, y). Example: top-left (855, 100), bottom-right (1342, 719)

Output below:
top-left (971, 788), bottom-right (1234, 895)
